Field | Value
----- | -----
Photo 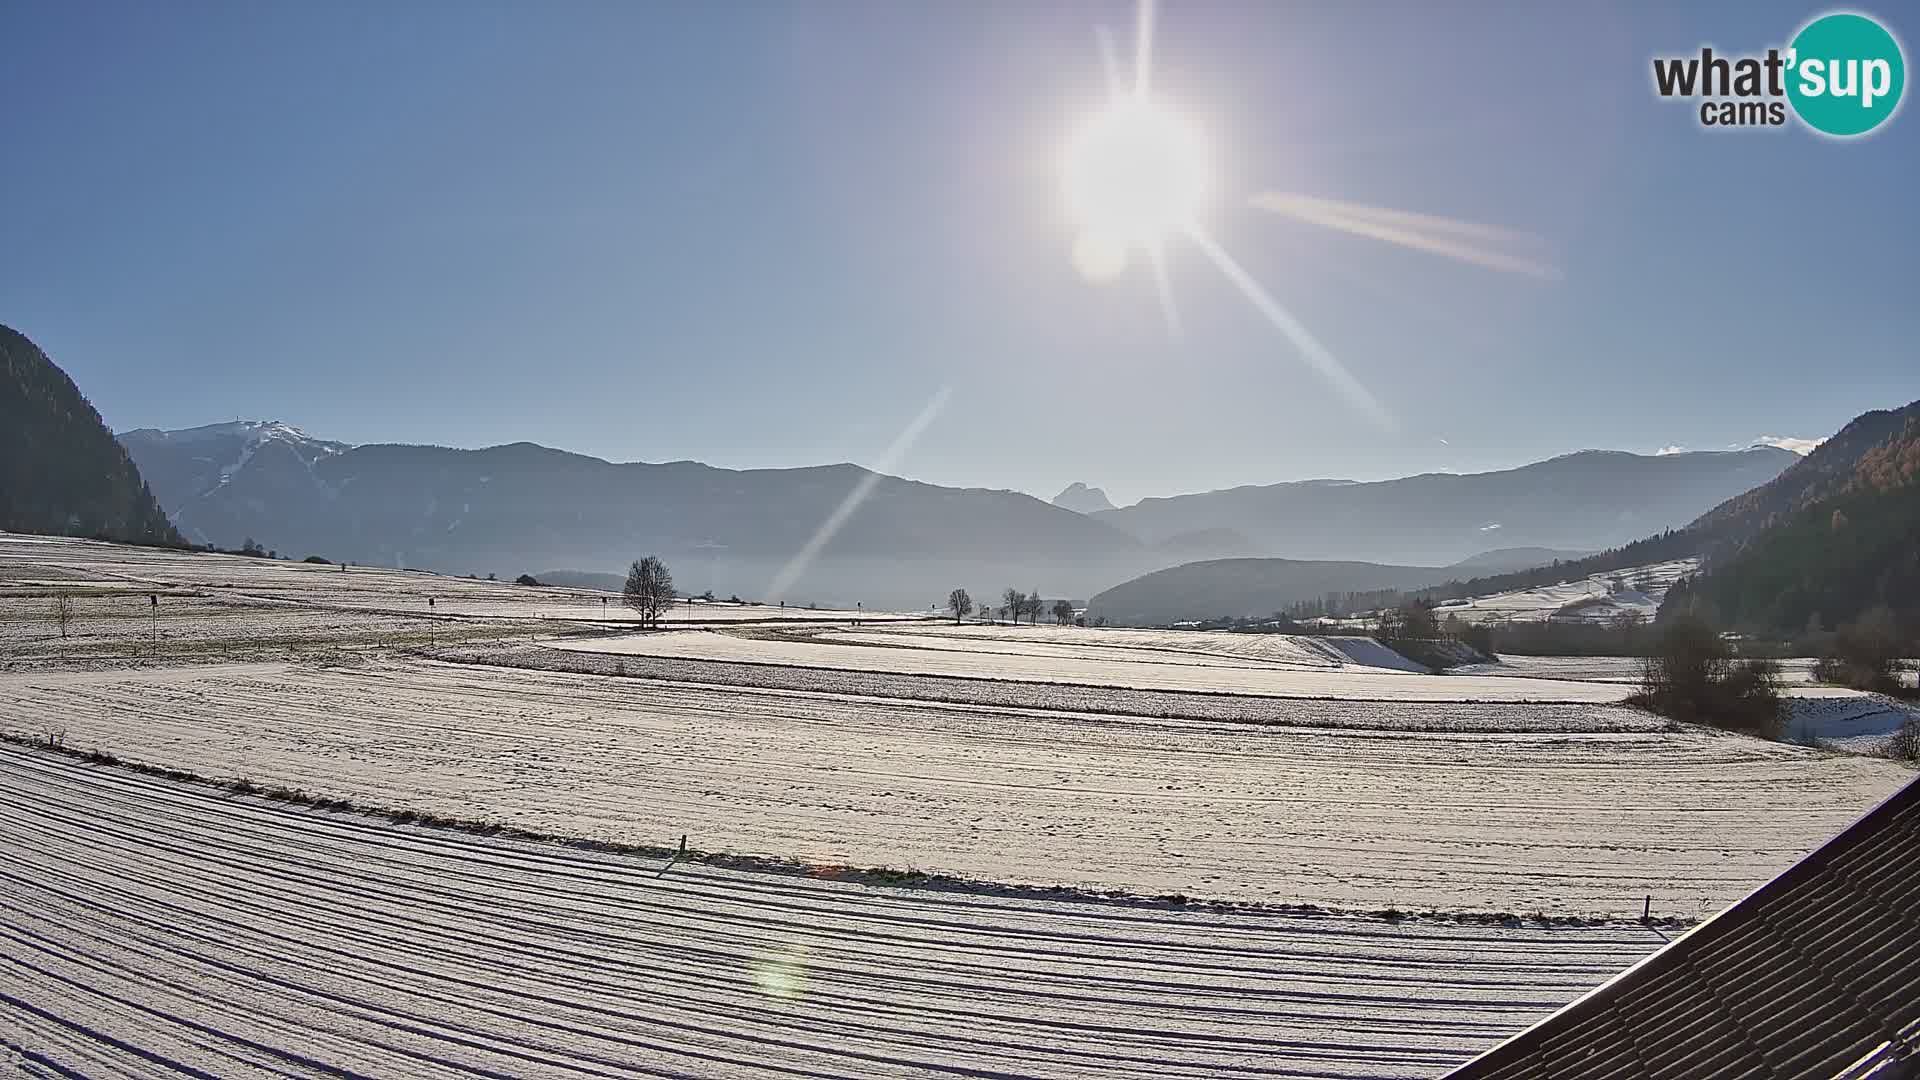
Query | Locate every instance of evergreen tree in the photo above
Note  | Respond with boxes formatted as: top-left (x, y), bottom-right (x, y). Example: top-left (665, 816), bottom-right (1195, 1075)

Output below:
top-left (1, 325), bottom-right (181, 546)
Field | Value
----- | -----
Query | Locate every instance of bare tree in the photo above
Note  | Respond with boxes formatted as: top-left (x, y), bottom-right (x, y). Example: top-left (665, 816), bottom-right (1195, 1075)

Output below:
top-left (1024, 589), bottom-right (1043, 624)
top-left (51, 595), bottom-right (75, 639)
top-left (1051, 599), bottom-right (1074, 625)
top-left (624, 556), bottom-right (676, 629)
top-left (947, 588), bottom-right (973, 624)
top-left (1002, 587), bottom-right (1022, 624)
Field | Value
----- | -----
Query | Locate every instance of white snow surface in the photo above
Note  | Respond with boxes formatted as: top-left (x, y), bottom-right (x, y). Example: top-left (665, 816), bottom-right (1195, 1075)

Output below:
top-left (1786, 693), bottom-right (1920, 753)
top-left (1, 657), bottom-right (1905, 917)
top-left (0, 744), bottom-right (1671, 1079)
top-left (557, 627), bottom-right (1631, 702)
top-left (0, 533), bottom-right (925, 627)
top-left (1440, 558), bottom-right (1699, 624)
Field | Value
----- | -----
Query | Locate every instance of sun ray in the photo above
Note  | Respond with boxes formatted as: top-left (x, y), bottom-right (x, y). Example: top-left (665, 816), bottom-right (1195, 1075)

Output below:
top-left (1096, 24), bottom-right (1124, 100)
top-left (1183, 223), bottom-right (1396, 430)
top-left (1133, 0), bottom-right (1157, 99)
top-left (766, 386), bottom-right (952, 603)
top-left (1147, 239), bottom-right (1181, 336)
top-left (1250, 192), bottom-right (1559, 279)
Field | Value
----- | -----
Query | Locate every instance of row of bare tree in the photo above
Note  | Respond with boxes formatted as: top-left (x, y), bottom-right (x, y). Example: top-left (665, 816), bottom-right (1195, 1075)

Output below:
top-left (945, 588), bottom-right (1074, 626)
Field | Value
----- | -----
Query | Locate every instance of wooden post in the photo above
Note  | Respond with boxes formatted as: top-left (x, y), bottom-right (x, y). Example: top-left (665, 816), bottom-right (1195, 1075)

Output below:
top-left (1643, 895), bottom-right (1651, 922)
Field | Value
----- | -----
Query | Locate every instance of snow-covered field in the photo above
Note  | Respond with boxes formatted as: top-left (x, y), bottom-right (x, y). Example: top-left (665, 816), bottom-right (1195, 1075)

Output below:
top-left (559, 628), bottom-right (1633, 702)
top-left (3, 535), bottom-right (1914, 1076)
top-left (1, 655), bottom-right (1905, 918)
top-left (0, 590), bottom-right (532, 664)
top-left (1456, 655), bottom-right (1821, 685)
top-left (441, 644), bottom-right (1669, 732)
top-left (1436, 558), bottom-right (1698, 625)
top-left (1785, 693), bottom-right (1920, 753)
top-left (0, 745), bottom-right (1672, 1079)
top-left (829, 623), bottom-right (1432, 672)
top-left (0, 533), bottom-right (923, 627)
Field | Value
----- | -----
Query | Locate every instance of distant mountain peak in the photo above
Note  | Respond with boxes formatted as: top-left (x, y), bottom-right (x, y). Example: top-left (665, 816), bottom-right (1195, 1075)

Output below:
top-left (1052, 482), bottom-right (1116, 514)
top-left (120, 419), bottom-right (350, 455)
top-left (117, 420), bottom-right (353, 533)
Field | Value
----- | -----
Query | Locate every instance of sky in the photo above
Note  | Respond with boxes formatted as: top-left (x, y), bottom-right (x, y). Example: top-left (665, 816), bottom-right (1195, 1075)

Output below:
top-left (3, 1), bottom-right (1916, 505)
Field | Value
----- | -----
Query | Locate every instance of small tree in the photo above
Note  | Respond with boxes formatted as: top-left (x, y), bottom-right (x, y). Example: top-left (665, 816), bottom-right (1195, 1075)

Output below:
top-left (1025, 590), bottom-right (1043, 624)
top-left (51, 595), bottom-right (75, 639)
top-left (1002, 587), bottom-right (1023, 624)
top-left (1051, 598), bottom-right (1075, 625)
top-left (947, 588), bottom-right (973, 624)
top-left (624, 556), bottom-right (675, 629)
top-left (1397, 599), bottom-right (1440, 640)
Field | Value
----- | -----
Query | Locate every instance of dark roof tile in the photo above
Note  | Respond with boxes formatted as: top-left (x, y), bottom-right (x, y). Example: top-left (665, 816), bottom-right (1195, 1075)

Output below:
top-left (1443, 775), bottom-right (1920, 1080)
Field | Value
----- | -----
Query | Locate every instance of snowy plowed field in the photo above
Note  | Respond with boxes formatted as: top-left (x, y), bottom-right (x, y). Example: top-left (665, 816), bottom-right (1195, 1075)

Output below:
top-left (555, 629), bottom-right (1632, 702)
top-left (0, 533), bottom-right (921, 628)
top-left (2, 656), bottom-right (1904, 917)
top-left (0, 745), bottom-right (1671, 1079)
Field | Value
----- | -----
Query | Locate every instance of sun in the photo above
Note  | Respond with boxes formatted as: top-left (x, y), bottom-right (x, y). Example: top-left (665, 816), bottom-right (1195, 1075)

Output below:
top-left (1054, 0), bottom-right (1548, 434)
top-left (1062, 98), bottom-right (1209, 263)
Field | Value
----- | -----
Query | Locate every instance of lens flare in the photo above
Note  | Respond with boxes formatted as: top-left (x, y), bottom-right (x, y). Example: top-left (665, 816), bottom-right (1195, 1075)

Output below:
top-left (1249, 192), bottom-right (1559, 279)
top-left (751, 945), bottom-right (811, 1000)
top-left (765, 386), bottom-right (951, 603)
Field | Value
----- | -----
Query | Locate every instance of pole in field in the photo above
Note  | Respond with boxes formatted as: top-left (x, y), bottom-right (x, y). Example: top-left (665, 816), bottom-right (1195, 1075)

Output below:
top-left (656, 833), bottom-right (689, 878)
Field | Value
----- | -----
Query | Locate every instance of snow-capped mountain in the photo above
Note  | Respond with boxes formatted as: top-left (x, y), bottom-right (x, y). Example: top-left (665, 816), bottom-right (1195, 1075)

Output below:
top-left (117, 421), bottom-right (351, 536)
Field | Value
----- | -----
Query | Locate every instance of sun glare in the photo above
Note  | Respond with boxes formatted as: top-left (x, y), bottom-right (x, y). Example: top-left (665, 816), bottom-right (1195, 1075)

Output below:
top-left (1062, 99), bottom-right (1209, 256)
top-left (1060, 0), bottom-right (1547, 428)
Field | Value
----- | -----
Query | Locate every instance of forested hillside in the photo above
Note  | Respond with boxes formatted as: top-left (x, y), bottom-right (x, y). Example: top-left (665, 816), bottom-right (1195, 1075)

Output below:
top-left (1666, 411), bottom-right (1920, 636)
top-left (1417, 401), bottom-right (1920, 631)
top-left (0, 324), bottom-right (180, 546)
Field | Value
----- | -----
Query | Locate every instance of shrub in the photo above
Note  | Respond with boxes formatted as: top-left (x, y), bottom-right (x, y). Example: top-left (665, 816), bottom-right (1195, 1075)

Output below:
top-left (303, 555), bottom-right (332, 564)
top-left (514, 574), bottom-right (543, 586)
top-left (1888, 714), bottom-right (1920, 762)
top-left (1633, 614), bottom-right (1784, 738)
top-left (1815, 606), bottom-right (1911, 693)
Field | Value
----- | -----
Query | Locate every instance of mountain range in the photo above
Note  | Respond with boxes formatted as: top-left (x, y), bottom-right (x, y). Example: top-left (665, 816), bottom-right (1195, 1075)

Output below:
top-left (1, 316), bottom-right (1871, 615)
top-left (1091, 400), bottom-right (1918, 631)
top-left (1089, 448), bottom-right (1797, 567)
top-left (115, 414), bottom-right (1797, 608)
top-left (121, 431), bottom-right (1144, 607)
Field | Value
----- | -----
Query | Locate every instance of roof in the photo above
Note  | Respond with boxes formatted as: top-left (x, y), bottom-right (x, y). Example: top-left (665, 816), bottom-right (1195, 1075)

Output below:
top-left (1443, 772), bottom-right (1920, 1080)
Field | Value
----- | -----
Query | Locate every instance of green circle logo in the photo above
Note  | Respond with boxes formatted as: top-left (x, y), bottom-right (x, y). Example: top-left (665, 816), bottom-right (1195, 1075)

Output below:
top-left (1786, 12), bottom-right (1906, 136)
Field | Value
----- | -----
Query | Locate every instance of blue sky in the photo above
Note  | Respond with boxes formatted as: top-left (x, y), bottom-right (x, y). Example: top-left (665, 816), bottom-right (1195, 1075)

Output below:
top-left (3, 1), bottom-right (1915, 504)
